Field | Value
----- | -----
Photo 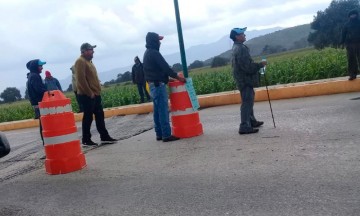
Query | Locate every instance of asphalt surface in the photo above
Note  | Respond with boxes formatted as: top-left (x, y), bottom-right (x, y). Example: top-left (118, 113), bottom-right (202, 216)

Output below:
top-left (0, 92), bottom-right (359, 216)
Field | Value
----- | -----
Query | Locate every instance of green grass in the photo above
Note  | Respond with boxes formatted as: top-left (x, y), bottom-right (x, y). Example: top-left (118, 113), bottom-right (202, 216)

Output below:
top-left (262, 48), bottom-right (347, 85)
top-left (0, 47), bottom-right (348, 123)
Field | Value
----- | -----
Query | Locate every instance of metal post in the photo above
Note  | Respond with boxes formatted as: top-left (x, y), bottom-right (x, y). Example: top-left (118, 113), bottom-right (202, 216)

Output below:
top-left (263, 72), bottom-right (276, 128)
top-left (173, 0), bottom-right (188, 78)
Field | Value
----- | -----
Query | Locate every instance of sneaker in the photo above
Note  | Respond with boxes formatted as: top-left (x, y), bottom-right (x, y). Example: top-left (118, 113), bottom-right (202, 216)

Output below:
top-left (163, 135), bottom-right (180, 142)
top-left (82, 140), bottom-right (98, 146)
top-left (101, 136), bottom-right (118, 144)
top-left (239, 128), bottom-right (259, 135)
top-left (252, 121), bottom-right (264, 128)
top-left (156, 137), bottom-right (162, 141)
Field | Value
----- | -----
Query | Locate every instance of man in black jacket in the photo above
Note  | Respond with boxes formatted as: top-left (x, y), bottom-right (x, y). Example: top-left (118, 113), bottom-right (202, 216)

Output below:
top-left (230, 27), bottom-right (266, 134)
top-left (26, 59), bottom-right (47, 144)
top-left (143, 32), bottom-right (186, 142)
top-left (341, 9), bottom-right (360, 80)
top-left (132, 56), bottom-right (151, 103)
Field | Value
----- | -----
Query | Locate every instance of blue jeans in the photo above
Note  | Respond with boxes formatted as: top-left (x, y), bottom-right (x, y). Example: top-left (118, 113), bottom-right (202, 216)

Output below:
top-left (149, 83), bottom-right (171, 139)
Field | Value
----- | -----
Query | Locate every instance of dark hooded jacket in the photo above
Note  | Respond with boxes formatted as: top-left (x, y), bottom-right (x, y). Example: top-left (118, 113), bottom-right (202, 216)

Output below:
top-left (26, 59), bottom-right (47, 106)
top-left (341, 10), bottom-right (360, 45)
top-left (142, 32), bottom-right (177, 84)
top-left (132, 61), bottom-right (145, 84)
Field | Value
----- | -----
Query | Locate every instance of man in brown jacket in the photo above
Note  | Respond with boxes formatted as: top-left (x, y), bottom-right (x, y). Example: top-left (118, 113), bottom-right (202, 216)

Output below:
top-left (74, 43), bottom-right (117, 146)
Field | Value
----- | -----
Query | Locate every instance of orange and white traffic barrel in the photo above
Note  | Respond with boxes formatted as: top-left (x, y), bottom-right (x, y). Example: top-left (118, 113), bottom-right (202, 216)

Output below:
top-left (169, 80), bottom-right (203, 138)
top-left (39, 90), bottom-right (86, 175)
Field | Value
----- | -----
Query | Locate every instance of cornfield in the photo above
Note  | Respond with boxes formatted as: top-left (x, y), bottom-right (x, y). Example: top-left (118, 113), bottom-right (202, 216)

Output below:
top-left (0, 48), bottom-right (348, 123)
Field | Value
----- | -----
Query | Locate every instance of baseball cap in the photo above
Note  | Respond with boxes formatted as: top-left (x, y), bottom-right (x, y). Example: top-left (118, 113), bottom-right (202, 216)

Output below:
top-left (146, 32), bottom-right (164, 41)
top-left (230, 27), bottom-right (247, 40)
top-left (80, 43), bottom-right (97, 52)
top-left (38, 60), bottom-right (46, 66)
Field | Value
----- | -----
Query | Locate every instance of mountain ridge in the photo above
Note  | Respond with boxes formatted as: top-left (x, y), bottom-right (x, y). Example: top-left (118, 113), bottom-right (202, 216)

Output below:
top-left (209, 24), bottom-right (311, 63)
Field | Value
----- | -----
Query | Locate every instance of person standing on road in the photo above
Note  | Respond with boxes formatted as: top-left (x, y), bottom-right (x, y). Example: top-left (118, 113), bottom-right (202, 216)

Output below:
top-left (341, 9), bottom-right (360, 81)
top-left (70, 65), bottom-right (83, 112)
top-left (74, 42), bottom-right (117, 146)
top-left (44, 70), bottom-right (63, 91)
top-left (230, 27), bottom-right (266, 134)
top-left (132, 56), bottom-right (151, 103)
top-left (143, 32), bottom-right (186, 142)
top-left (26, 59), bottom-right (47, 145)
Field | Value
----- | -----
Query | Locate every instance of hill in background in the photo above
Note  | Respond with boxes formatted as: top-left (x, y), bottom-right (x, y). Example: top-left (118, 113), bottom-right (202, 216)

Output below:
top-left (212, 24), bottom-right (311, 63)
top-left (246, 24), bottom-right (311, 55)
top-left (163, 27), bottom-right (283, 66)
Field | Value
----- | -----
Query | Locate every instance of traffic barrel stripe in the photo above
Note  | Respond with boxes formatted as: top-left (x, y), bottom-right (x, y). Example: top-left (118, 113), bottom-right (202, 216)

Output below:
top-left (40, 104), bottom-right (72, 116)
top-left (171, 107), bottom-right (196, 116)
top-left (170, 85), bottom-right (186, 93)
top-left (43, 132), bottom-right (79, 146)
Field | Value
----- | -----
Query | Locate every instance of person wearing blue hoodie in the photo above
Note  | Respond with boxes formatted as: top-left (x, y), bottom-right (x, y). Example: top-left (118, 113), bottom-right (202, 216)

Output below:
top-left (26, 59), bottom-right (47, 145)
top-left (142, 32), bottom-right (186, 142)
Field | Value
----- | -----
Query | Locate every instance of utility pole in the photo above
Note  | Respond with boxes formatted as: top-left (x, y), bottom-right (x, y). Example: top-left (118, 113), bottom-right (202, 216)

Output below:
top-left (173, 0), bottom-right (188, 78)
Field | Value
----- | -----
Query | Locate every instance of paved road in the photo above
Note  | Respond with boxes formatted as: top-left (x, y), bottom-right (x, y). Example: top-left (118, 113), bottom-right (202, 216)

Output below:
top-left (0, 113), bottom-right (154, 183)
top-left (0, 92), bottom-right (359, 216)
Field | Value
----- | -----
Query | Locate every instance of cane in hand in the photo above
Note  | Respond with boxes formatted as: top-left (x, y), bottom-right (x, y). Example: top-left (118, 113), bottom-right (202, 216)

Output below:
top-left (261, 57), bottom-right (276, 128)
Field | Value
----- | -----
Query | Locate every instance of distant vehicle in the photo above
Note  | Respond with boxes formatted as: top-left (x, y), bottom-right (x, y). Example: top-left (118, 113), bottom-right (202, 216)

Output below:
top-left (0, 131), bottom-right (10, 158)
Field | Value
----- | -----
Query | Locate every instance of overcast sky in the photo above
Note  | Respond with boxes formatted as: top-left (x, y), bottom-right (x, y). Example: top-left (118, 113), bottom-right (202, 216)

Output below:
top-left (0, 0), bottom-right (333, 95)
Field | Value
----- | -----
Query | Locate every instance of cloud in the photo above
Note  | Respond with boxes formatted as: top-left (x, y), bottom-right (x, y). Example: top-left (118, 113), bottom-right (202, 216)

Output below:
top-left (0, 0), bottom-right (333, 95)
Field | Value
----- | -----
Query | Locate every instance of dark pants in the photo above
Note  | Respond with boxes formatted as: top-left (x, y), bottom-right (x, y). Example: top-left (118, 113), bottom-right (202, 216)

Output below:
top-left (39, 118), bottom-right (44, 146)
top-left (346, 43), bottom-right (360, 78)
top-left (74, 91), bottom-right (84, 112)
top-left (137, 83), bottom-right (151, 103)
top-left (34, 106), bottom-right (44, 145)
top-left (239, 86), bottom-right (257, 132)
top-left (78, 95), bottom-right (109, 142)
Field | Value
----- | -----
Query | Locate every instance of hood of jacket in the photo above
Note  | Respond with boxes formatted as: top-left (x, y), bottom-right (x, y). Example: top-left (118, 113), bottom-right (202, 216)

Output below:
top-left (26, 59), bottom-right (41, 74)
top-left (145, 32), bottom-right (161, 50)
